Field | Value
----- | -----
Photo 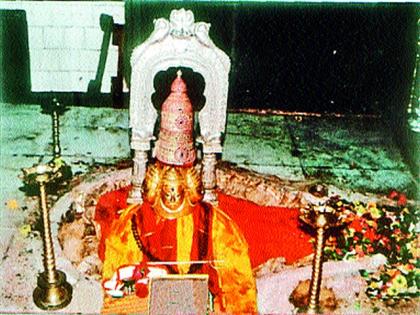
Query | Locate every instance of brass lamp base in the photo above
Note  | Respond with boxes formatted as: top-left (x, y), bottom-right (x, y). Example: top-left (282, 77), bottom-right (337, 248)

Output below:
top-left (33, 270), bottom-right (72, 310)
top-left (307, 305), bottom-right (320, 315)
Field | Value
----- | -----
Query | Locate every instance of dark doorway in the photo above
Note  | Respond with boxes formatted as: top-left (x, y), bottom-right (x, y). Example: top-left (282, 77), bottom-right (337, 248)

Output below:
top-left (1, 9), bottom-right (31, 103)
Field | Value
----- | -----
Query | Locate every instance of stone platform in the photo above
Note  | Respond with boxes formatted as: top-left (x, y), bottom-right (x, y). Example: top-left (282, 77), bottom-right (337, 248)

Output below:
top-left (0, 103), bottom-right (417, 313)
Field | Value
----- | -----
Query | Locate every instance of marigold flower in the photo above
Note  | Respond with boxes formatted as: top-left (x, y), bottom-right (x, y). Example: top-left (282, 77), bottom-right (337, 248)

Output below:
top-left (323, 195), bottom-right (416, 302)
top-left (391, 274), bottom-right (408, 290)
top-left (379, 236), bottom-right (390, 246)
top-left (365, 228), bottom-right (376, 242)
top-left (388, 190), bottom-right (399, 200)
top-left (355, 245), bottom-right (365, 257)
top-left (369, 206), bottom-right (382, 219)
top-left (387, 269), bottom-right (400, 277)
top-left (366, 219), bottom-right (378, 229)
top-left (350, 218), bottom-right (364, 232)
top-left (409, 244), bottom-right (419, 258)
top-left (386, 286), bottom-right (398, 296)
top-left (397, 264), bottom-right (415, 275)
top-left (397, 194), bottom-right (407, 206)
top-left (355, 204), bottom-right (367, 215)
top-left (135, 282), bottom-right (149, 298)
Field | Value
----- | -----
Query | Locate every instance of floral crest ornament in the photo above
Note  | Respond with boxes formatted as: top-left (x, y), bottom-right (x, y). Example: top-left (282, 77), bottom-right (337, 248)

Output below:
top-left (323, 192), bottom-right (419, 303)
top-left (169, 8), bottom-right (195, 37)
top-left (149, 9), bottom-right (212, 46)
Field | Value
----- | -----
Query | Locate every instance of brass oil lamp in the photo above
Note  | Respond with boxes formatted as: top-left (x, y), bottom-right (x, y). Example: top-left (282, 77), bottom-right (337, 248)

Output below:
top-left (22, 163), bottom-right (72, 310)
top-left (41, 97), bottom-right (72, 180)
top-left (300, 202), bottom-right (349, 314)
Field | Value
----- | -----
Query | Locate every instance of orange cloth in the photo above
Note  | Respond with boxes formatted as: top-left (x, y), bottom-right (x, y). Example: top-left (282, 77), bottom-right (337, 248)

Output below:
top-left (101, 201), bottom-right (257, 313)
top-left (217, 192), bottom-right (313, 267)
top-left (96, 188), bottom-right (313, 268)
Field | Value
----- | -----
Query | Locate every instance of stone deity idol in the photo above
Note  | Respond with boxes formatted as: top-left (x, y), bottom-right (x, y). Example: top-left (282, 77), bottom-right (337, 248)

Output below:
top-left (101, 72), bottom-right (257, 313)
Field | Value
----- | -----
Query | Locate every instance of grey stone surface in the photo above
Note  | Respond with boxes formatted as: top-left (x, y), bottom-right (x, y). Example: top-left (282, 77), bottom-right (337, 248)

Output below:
top-left (0, 228), bottom-right (15, 261)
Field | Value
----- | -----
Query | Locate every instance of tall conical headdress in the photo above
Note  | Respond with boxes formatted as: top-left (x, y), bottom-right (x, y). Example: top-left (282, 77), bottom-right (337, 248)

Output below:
top-left (154, 70), bottom-right (196, 166)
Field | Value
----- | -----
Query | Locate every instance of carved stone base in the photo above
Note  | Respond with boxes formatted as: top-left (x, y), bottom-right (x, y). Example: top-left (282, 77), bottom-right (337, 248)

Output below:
top-left (203, 189), bottom-right (218, 205)
top-left (202, 153), bottom-right (217, 204)
top-left (128, 150), bottom-right (148, 205)
top-left (126, 189), bottom-right (143, 205)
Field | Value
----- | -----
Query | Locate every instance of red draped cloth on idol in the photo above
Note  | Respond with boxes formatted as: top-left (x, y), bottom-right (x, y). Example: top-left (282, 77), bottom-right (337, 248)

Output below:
top-left (95, 187), bottom-right (313, 268)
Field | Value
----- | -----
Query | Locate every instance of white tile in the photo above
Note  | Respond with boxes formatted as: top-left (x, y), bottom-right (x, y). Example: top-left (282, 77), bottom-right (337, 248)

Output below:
top-left (26, 7), bottom-right (52, 27)
top-left (47, 4), bottom-right (92, 27)
top-left (104, 47), bottom-right (119, 73)
top-left (29, 48), bottom-right (44, 71)
top-left (27, 26), bottom-right (44, 49)
top-left (90, 10), bottom-right (104, 29)
top-left (44, 26), bottom-right (65, 49)
top-left (31, 71), bottom-right (73, 92)
top-left (71, 71), bottom-right (96, 92)
top-left (78, 50), bottom-right (100, 72)
top-left (44, 71), bottom-right (63, 91)
top-left (100, 48), bottom-right (119, 93)
top-left (106, 5), bottom-right (125, 25)
top-left (101, 77), bottom-right (112, 94)
top-left (63, 27), bottom-right (85, 50)
top-left (60, 49), bottom-right (82, 72)
top-left (39, 49), bottom-right (66, 71)
top-left (71, 4), bottom-right (97, 27)
top-left (30, 71), bottom-right (49, 92)
top-left (0, 2), bottom-right (21, 10)
top-left (83, 27), bottom-right (104, 50)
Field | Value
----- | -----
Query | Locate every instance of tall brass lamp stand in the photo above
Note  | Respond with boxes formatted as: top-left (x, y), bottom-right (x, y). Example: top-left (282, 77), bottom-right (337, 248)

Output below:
top-left (300, 203), bottom-right (348, 314)
top-left (23, 164), bottom-right (72, 310)
top-left (41, 97), bottom-right (72, 180)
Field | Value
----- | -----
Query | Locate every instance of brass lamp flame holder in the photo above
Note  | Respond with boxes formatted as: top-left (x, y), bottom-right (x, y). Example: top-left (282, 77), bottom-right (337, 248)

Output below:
top-left (299, 204), bottom-right (348, 314)
top-left (24, 164), bottom-right (72, 310)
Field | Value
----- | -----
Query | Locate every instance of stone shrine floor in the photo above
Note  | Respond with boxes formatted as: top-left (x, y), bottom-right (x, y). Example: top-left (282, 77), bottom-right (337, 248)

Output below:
top-left (0, 102), bottom-right (417, 313)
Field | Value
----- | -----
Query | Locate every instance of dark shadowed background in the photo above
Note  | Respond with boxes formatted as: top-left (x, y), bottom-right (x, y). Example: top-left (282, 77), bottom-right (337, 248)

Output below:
top-left (125, 1), bottom-right (418, 116)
